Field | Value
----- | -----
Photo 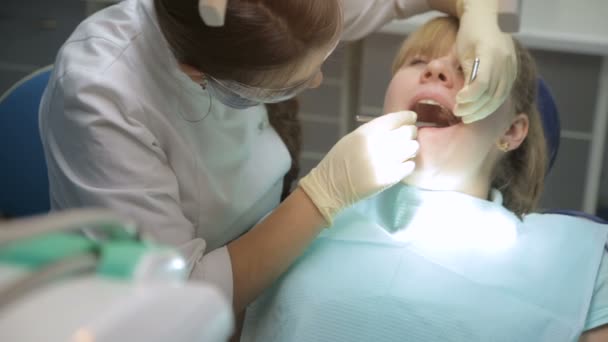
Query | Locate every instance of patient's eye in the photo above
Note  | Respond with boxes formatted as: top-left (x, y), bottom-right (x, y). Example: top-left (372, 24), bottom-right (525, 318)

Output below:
top-left (408, 57), bottom-right (428, 66)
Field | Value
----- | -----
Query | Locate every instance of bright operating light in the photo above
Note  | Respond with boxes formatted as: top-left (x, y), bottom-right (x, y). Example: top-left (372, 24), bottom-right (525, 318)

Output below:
top-left (134, 251), bottom-right (189, 283)
top-left (391, 193), bottom-right (518, 253)
top-left (168, 257), bottom-right (187, 273)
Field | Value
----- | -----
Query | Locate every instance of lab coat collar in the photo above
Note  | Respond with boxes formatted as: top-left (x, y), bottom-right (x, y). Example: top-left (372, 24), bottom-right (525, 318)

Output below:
top-left (138, 0), bottom-right (197, 87)
top-left (138, 0), bottom-right (214, 116)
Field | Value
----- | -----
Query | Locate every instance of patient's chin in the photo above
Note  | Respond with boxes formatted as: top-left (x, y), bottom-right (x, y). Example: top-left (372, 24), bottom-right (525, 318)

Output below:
top-left (402, 168), bottom-right (464, 192)
top-left (403, 175), bottom-right (432, 190)
top-left (403, 168), bottom-right (440, 188)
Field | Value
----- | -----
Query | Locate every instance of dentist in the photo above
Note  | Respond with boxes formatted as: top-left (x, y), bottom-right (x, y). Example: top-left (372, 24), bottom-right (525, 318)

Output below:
top-left (40, 0), bottom-right (517, 313)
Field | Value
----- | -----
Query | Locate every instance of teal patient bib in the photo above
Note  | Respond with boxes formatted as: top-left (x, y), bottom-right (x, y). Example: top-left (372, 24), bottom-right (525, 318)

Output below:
top-left (242, 184), bottom-right (608, 342)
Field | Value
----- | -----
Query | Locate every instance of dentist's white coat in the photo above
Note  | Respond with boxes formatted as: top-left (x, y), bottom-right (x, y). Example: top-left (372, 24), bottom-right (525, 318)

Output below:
top-left (39, 0), bottom-right (431, 302)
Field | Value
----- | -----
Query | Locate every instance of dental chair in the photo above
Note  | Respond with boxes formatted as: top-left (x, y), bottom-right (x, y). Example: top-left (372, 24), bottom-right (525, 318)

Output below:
top-left (537, 78), bottom-right (560, 172)
top-left (536, 78), bottom-right (607, 224)
top-left (0, 66), bottom-right (53, 218)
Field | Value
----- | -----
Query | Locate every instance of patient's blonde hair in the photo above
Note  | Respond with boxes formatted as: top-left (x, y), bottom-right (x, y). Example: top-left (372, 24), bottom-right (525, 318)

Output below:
top-left (392, 16), bottom-right (547, 217)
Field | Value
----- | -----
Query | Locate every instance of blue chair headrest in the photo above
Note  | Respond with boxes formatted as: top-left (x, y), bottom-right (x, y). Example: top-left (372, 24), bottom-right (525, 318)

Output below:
top-left (0, 66), bottom-right (53, 217)
top-left (535, 78), bottom-right (607, 223)
top-left (536, 78), bottom-right (561, 173)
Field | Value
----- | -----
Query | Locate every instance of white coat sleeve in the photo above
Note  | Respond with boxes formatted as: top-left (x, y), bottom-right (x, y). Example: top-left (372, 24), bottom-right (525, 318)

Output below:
top-left (41, 69), bottom-right (233, 302)
top-left (341, 0), bottom-right (431, 41)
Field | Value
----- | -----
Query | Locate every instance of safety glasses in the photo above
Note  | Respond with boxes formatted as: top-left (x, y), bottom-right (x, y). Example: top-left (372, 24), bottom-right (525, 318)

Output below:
top-left (204, 40), bottom-right (339, 109)
top-left (204, 74), bottom-right (313, 109)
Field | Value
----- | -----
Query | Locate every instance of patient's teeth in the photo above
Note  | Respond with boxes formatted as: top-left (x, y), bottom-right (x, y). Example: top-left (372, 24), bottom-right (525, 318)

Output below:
top-left (419, 99), bottom-right (441, 106)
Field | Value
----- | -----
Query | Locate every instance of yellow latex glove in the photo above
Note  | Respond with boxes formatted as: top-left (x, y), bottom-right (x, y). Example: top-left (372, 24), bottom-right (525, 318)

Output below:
top-left (455, 0), bottom-right (518, 124)
top-left (299, 111), bottom-right (419, 225)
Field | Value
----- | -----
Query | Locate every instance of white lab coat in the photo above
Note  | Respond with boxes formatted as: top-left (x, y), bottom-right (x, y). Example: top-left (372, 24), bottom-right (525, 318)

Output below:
top-left (39, 0), bottom-right (430, 302)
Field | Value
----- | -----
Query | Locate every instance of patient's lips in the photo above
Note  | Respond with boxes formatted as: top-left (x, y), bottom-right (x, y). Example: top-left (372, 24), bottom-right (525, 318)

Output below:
top-left (413, 99), bottom-right (461, 128)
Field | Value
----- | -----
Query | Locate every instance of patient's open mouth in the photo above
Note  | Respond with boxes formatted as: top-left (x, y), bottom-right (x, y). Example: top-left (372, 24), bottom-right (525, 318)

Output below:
top-left (413, 99), bottom-right (461, 128)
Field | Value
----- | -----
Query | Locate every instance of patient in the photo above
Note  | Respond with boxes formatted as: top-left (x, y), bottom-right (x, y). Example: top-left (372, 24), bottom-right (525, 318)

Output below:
top-left (241, 17), bottom-right (608, 342)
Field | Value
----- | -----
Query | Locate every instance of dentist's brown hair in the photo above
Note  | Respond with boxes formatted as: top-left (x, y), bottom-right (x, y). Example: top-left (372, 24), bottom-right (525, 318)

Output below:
top-left (155, 0), bottom-right (341, 197)
top-left (155, 0), bottom-right (342, 86)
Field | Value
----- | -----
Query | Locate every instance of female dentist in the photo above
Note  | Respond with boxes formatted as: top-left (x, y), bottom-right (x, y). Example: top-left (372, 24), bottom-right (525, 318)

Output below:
top-left (39, 0), bottom-right (516, 314)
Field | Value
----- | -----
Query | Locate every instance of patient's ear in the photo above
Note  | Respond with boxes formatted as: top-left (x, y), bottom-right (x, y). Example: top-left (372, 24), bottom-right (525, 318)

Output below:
top-left (499, 113), bottom-right (529, 151)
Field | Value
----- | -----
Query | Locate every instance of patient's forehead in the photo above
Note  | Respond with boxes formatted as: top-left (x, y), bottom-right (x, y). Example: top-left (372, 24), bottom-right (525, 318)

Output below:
top-left (405, 37), bottom-right (454, 59)
top-left (393, 17), bottom-right (459, 71)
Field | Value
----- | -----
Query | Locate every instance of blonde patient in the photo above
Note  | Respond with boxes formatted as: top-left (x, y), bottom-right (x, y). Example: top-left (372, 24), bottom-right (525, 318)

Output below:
top-left (240, 17), bottom-right (608, 342)
top-left (384, 16), bottom-right (546, 217)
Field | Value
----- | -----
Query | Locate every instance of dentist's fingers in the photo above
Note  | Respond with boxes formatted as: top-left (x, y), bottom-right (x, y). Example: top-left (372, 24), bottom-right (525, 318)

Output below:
top-left (389, 124), bottom-right (418, 140)
top-left (395, 141), bottom-right (420, 162)
top-left (383, 127), bottom-right (419, 162)
top-left (455, 90), bottom-right (492, 120)
top-left (395, 160), bottom-right (416, 180)
top-left (455, 0), bottom-right (518, 124)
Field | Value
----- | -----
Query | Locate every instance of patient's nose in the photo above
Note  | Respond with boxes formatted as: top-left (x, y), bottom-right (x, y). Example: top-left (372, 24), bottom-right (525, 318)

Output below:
top-left (421, 59), bottom-right (455, 88)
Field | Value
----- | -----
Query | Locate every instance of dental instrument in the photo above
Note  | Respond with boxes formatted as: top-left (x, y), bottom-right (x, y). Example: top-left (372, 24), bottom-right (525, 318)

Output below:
top-left (356, 115), bottom-right (442, 128)
top-left (470, 57), bottom-right (480, 83)
top-left (356, 99), bottom-right (460, 127)
top-left (355, 115), bottom-right (378, 124)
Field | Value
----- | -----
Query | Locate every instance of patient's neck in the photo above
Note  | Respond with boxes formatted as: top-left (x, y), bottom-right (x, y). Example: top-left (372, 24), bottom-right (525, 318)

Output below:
top-left (403, 172), bottom-right (493, 200)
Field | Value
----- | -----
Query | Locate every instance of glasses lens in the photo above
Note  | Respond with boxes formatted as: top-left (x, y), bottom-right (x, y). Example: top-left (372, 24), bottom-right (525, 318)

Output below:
top-left (205, 41), bottom-right (337, 109)
top-left (206, 78), bottom-right (261, 109)
top-left (210, 75), bottom-right (312, 104)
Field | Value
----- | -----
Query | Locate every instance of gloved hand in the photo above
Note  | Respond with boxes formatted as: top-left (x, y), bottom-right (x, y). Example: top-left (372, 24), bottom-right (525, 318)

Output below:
top-left (299, 111), bottom-right (419, 225)
top-left (454, 0), bottom-right (518, 124)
